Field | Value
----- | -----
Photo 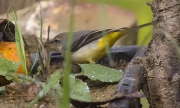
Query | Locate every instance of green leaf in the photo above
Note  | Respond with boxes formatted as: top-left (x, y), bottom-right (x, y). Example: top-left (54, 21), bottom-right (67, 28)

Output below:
top-left (0, 57), bottom-right (20, 76)
top-left (70, 75), bottom-right (91, 102)
top-left (79, 64), bottom-right (123, 82)
top-left (12, 8), bottom-right (28, 74)
top-left (40, 70), bottom-right (62, 97)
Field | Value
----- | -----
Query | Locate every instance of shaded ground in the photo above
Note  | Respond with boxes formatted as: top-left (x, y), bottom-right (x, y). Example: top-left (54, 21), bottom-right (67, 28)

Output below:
top-left (0, 65), bottom-right (128, 108)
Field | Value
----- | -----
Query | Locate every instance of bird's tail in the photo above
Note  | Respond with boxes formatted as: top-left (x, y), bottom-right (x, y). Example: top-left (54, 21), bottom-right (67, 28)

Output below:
top-left (125, 20), bottom-right (158, 33)
top-left (110, 20), bottom-right (158, 34)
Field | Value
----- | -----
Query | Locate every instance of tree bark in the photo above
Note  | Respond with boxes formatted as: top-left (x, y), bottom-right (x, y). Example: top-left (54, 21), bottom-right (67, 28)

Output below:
top-left (142, 0), bottom-right (180, 107)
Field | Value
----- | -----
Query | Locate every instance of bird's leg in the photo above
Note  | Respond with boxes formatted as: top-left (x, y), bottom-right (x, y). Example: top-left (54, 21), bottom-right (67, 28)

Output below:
top-left (88, 59), bottom-right (96, 64)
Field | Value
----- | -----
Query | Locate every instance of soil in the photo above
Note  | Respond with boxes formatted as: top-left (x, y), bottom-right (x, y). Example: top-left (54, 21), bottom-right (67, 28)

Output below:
top-left (0, 51), bottom-right (129, 107)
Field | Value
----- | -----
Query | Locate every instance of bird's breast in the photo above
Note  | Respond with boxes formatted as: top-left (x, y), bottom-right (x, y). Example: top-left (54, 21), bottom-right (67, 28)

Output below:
top-left (71, 40), bottom-right (105, 63)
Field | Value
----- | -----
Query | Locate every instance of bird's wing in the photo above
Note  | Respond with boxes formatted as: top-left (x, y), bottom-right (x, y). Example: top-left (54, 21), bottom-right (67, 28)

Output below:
top-left (70, 29), bottom-right (117, 52)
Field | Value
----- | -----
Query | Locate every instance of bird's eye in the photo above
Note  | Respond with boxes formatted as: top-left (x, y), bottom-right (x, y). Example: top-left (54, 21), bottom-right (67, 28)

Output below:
top-left (54, 38), bottom-right (59, 43)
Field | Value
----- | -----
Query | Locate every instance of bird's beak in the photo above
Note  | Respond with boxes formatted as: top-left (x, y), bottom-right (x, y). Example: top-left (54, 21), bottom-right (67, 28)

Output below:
top-left (49, 39), bottom-right (55, 44)
top-left (45, 39), bottom-right (54, 45)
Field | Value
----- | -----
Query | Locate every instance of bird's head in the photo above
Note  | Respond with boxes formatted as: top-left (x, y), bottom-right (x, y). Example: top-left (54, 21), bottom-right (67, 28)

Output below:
top-left (49, 33), bottom-right (68, 46)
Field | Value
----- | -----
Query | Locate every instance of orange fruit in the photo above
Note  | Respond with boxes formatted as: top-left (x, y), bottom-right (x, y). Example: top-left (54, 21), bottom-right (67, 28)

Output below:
top-left (0, 42), bottom-right (32, 74)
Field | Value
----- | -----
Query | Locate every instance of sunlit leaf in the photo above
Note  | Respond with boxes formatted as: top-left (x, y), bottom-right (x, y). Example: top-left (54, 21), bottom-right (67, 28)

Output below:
top-left (70, 75), bottom-right (91, 102)
top-left (79, 64), bottom-right (123, 82)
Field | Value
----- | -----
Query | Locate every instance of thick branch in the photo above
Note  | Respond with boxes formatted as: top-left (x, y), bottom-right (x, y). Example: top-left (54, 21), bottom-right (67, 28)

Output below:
top-left (142, 0), bottom-right (180, 107)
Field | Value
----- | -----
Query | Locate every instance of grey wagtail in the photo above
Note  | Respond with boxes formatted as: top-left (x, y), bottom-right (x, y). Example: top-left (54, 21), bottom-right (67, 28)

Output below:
top-left (50, 21), bottom-right (156, 64)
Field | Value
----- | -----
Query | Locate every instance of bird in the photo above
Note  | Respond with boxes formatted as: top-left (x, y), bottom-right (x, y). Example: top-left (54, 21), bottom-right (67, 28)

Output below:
top-left (49, 21), bottom-right (156, 64)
